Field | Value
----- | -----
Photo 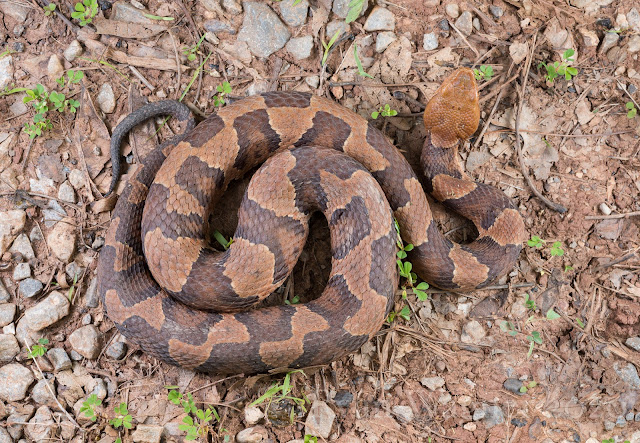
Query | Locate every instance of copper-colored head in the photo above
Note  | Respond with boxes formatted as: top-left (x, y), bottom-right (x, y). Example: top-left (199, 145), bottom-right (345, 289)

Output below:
top-left (423, 68), bottom-right (480, 148)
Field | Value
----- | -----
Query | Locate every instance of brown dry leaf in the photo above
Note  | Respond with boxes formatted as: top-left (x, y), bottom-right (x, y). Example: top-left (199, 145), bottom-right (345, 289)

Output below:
top-left (74, 87), bottom-right (111, 184)
top-left (37, 155), bottom-right (65, 183)
top-left (626, 283), bottom-right (640, 297)
top-left (94, 17), bottom-right (168, 39)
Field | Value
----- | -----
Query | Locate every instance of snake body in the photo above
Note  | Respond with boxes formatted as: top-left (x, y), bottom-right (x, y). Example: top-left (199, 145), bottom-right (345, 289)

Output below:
top-left (97, 69), bottom-right (526, 374)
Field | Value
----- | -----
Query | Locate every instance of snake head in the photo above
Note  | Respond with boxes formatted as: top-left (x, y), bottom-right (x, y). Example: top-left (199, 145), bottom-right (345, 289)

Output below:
top-left (423, 68), bottom-right (480, 148)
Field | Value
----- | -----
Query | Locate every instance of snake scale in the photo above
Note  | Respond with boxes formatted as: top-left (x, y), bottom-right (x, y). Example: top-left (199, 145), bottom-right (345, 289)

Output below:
top-left (97, 68), bottom-right (527, 374)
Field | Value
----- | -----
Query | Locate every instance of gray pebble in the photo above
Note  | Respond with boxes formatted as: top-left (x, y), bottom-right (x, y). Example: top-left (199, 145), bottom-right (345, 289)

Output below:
top-left (616, 415), bottom-right (626, 427)
top-left (0, 56), bottom-right (14, 91)
top-left (22, 291), bottom-right (70, 332)
top-left (68, 169), bottom-right (84, 190)
top-left (626, 336), bottom-right (640, 351)
top-left (97, 84), bottom-right (115, 114)
top-left (13, 25), bottom-right (25, 36)
top-left (106, 341), bottom-right (127, 360)
top-left (392, 405), bottom-right (414, 423)
top-left (69, 325), bottom-right (103, 359)
top-left (7, 407), bottom-right (35, 440)
top-left (483, 405), bottom-right (505, 429)
top-left (472, 408), bottom-right (486, 421)
top-left (57, 181), bottom-right (76, 204)
top-left (375, 31), bottom-right (396, 53)
top-left (31, 379), bottom-right (57, 407)
top-left (0, 334), bottom-right (20, 362)
top-left (454, 11), bottom-right (473, 36)
top-left (69, 350), bottom-right (83, 361)
top-left (503, 378), bottom-right (524, 395)
top-left (63, 40), bottom-right (84, 62)
top-left (439, 18), bottom-right (450, 31)
top-left (25, 405), bottom-right (54, 441)
top-left (423, 32), bottom-right (438, 50)
top-left (0, 364), bottom-right (34, 401)
top-left (13, 42), bottom-right (25, 53)
top-left (84, 277), bottom-right (99, 308)
top-left (19, 278), bottom-right (43, 298)
top-left (0, 303), bottom-right (16, 327)
top-left (90, 378), bottom-right (108, 400)
top-left (333, 390), bottom-right (353, 408)
top-left (363, 6), bottom-right (395, 31)
top-left (421, 376), bottom-right (445, 390)
top-left (604, 420), bottom-right (615, 431)
top-left (327, 20), bottom-right (348, 38)
top-left (635, 412), bottom-right (640, 422)
top-left (305, 76), bottom-right (320, 89)
top-left (237, 2), bottom-right (290, 58)
top-left (445, 3), bottom-right (459, 18)
top-left (92, 236), bottom-right (105, 250)
top-left (279, 0), bottom-right (308, 27)
top-left (489, 5), bottom-right (503, 18)
top-left (81, 314), bottom-right (92, 326)
top-left (629, 84), bottom-right (637, 94)
top-left (600, 32), bottom-right (619, 54)
top-left (614, 362), bottom-right (640, 389)
top-left (0, 428), bottom-right (11, 442)
top-left (29, 226), bottom-right (43, 243)
top-left (46, 348), bottom-right (72, 371)
top-left (42, 200), bottom-right (67, 228)
top-left (0, 280), bottom-right (9, 303)
top-left (628, 35), bottom-right (640, 53)
top-left (65, 262), bottom-right (84, 281)
top-left (47, 55), bottom-right (64, 81)
top-left (628, 8), bottom-right (640, 31)
top-left (222, 0), bottom-right (242, 14)
top-left (286, 35), bottom-right (314, 60)
top-left (203, 19), bottom-right (236, 34)
top-left (9, 234), bottom-right (35, 261)
top-left (13, 262), bottom-right (31, 281)
top-left (333, 0), bottom-right (368, 19)
top-left (305, 401), bottom-right (335, 439)
top-left (625, 412), bottom-right (634, 421)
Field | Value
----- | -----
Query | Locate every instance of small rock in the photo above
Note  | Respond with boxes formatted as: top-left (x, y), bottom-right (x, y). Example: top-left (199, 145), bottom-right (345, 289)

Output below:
top-left (0, 281), bottom-right (9, 303)
top-left (0, 364), bottom-right (34, 401)
top-left (438, 392), bottom-right (452, 404)
top-left (489, 5), bottom-right (503, 18)
top-left (64, 40), bottom-right (84, 62)
top-left (43, 200), bottom-right (67, 228)
top-left (81, 314), bottom-right (92, 326)
top-left (0, 304), bottom-right (16, 327)
top-left (463, 422), bottom-right (477, 431)
top-left (279, 0), bottom-right (308, 27)
top-left (614, 362), bottom-right (640, 389)
top-left (47, 217), bottom-right (76, 262)
top-left (376, 31), bottom-right (396, 53)
top-left (0, 56), bottom-right (14, 90)
top-left (333, 390), bottom-right (353, 408)
top-left (503, 378), bottom-right (524, 395)
top-left (97, 84), bottom-right (116, 114)
top-left (0, 334), bottom-right (20, 362)
top-left (421, 376), bottom-right (445, 390)
top-left (305, 76), bottom-right (320, 89)
top-left (635, 412), bottom-right (640, 421)
top-left (66, 262), bottom-right (84, 281)
top-left (457, 395), bottom-right (472, 406)
top-left (511, 417), bottom-right (527, 427)
top-left (25, 406), bottom-right (54, 442)
top-left (237, 2), bottom-right (290, 58)
top-left (627, 35), bottom-right (640, 53)
top-left (9, 97), bottom-right (28, 116)
top-left (13, 262), bottom-right (31, 281)
top-left (461, 320), bottom-right (486, 343)
top-left (131, 424), bottom-right (164, 443)
top-left (3, 324), bottom-right (15, 335)
top-left (57, 181), bottom-right (76, 204)
top-left (222, 0), bottom-right (242, 14)
top-left (236, 425), bottom-right (268, 443)
top-left (30, 177), bottom-right (56, 195)
top-left (575, 100), bottom-right (594, 125)
top-left (446, 3), bottom-right (460, 18)
top-left (0, 210), bottom-right (26, 256)
top-left (68, 169), bottom-right (84, 189)
top-left (305, 400), bottom-right (335, 439)
top-left (628, 7), bottom-right (640, 31)
top-left (363, 6), bottom-right (395, 31)
top-left (244, 406), bottom-right (263, 425)
top-left (286, 35), bottom-right (314, 60)
top-left (603, 420), bottom-right (615, 431)
top-left (13, 25), bottom-right (24, 36)
top-left (0, 1), bottom-right (29, 22)
top-left (578, 28), bottom-right (599, 47)
top-left (31, 379), bottom-right (57, 407)
top-left (625, 336), bottom-right (640, 351)
top-left (0, 428), bottom-right (11, 442)
top-left (106, 341), bottom-right (127, 360)
top-left (19, 278), bottom-right (43, 298)
top-left (9, 234), bottom-right (35, 261)
top-left (616, 415), bottom-right (626, 427)
top-left (327, 20), bottom-right (348, 38)
top-left (392, 405), bottom-right (413, 423)
top-left (47, 55), bottom-right (64, 81)
top-left (472, 408), bottom-right (486, 421)
top-left (600, 32), bottom-right (619, 54)
top-left (465, 151), bottom-right (492, 172)
top-left (90, 378), bottom-right (108, 400)
top-left (626, 412), bottom-right (635, 421)
top-left (22, 291), bottom-right (70, 331)
top-left (455, 11), bottom-right (473, 36)
top-left (69, 325), bottom-right (103, 359)
top-left (333, 0), bottom-right (367, 19)
top-left (47, 348), bottom-right (72, 371)
top-left (423, 32), bottom-right (439, 50)
top-left (483, 405), bottom-right (505, 429)
top-left (84, 277), bottom-right (99, 308)
top-left (92, 236), bottom-right (105, 249)
top-left (599, 202), bottom-right (612, 215)
top-left (509, 41), bottom-right (528, 65)
top-left (70, 350), bottom-right (83, 361)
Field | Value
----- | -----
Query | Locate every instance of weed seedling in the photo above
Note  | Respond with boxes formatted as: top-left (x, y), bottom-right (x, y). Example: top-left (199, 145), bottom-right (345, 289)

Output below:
top-left (538, 49), bottom-right (578, 84)
top-left (549, 241), bottom-right (564, 257)
top-left (28, 338), bottom-right (49, 359)
top-left (394, 220), bottom-right (429, 302)
top-left (249, 370), bottom-right (308, 413)
top-left (387, 305), bottom-right (411, 322)
top-left (545, 309), bottom-right (560, 320)
top-left (345, 0), bottom-right (366, 23)
top-left (183, 35), bottom-right (206, 62)
top-left (500, 321), bottom-right (517, 337)
top-left (526, 331), bottom-right (542, 357)
top-left (527, 235), bottom-right (544, 248)
top-left (524, 294), bottom-right (536, 311)
top-left (213, 230), bottom-right (233, 250)
top-left (284, 295), bottom-right (300, 305)
top-left (322, 30), bottom-right (341, 66)
top-left (43, 2), bottom-right (56, 16)
top-left (354, 46), bottom-right (373, 79)
top-left (71, 0), bottom-right (98, 26)
top-left (304, 436), bottom-right (318, 443)
top-left (626, 101), bottom-right (637, 118)
top-left (371, 104), bottom-right (398, 119)
top-left (167, 387), bottom-right (220, 440)
top-left (519, 380), bottom-right (537, 394)
top-left (80, 394), bottom-right (101, 421)
top-left (473, 65), bottom-right (494, 81)
top-left (213, 81), bottom-right (232, 107)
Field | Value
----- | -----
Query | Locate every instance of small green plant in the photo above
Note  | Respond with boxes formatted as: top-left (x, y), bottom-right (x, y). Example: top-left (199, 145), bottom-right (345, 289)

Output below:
top-left (29, 338), bottom-right (49, 359)
top-left (545, 309), bottom-right (560, 320)
top-left (249, 370), bottom-right (309, 424)
top-left (43, 2), bottom-right (56, 16)
top-left (56, 69), bottom-right (84, 88)
top-left (167, 387), bottom-right (220, 440)
top-left (500, 321), bottom-right (517, 337)
top-left (549, 241), bottom-right (564, 257)
top-left (564, 265), bottom-right (573, 272)
top-left (576, 318), bottom-right (585, 328)
top-left (284, 295), bottom-right (300, 305)
top-left (322, 30), bottom-right (341, 66)
top-left (345, 0), bottom-right (365, 23)
top-left (371, 104), bottom-right (398, 119)
top-left (213, 81), bottom-right (232, 107)
top-left (183, 35), bottom-right (206, 62)
top-left (80, 394), bottom-right (101, 422)
top-left (394, 220), bottom-right (429, 302)
top-left (524, 294), bottom-right (537, 311)
top-left (626, 101), bottom-right (637, 118)
top-left (538, 49), bottom-right (578, 84)
top-left (387, 305), bottom-right (411, 322)
top-left (304, 436), bottom-right (318, 443)
top-left (354, 46), bottom-right (373, 79)
top-left (71, 0), bottom-right (98, 26)
top-left (527, 235), bottom-right (544, 248)
top-left (143, 13), bottom-right (175, 21)
top-left (109, 402), bottom-right (133, 430)
top-left (519, 380), bottom-right (537, 393)
top-left (213, 230), bottom-right (233, 250)
top-left (526, 331), bottom-right (542, 357)
top-left (473, 65), bottom-right (494, 81)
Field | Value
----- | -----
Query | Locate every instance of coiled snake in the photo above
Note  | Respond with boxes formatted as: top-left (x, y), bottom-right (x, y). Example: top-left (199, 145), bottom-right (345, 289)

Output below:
top-left (97, 68), bottom-right (526, 374)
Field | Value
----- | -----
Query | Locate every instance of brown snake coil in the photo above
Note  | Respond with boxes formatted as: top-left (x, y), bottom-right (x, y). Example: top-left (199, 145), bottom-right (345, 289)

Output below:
top-left (97, 69), bottom-right (526, 374)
